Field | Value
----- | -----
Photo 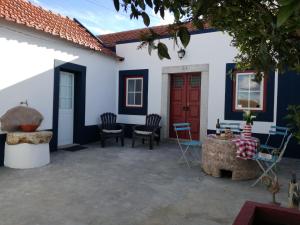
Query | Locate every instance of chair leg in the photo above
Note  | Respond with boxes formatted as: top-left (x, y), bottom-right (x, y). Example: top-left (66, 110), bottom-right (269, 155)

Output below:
top-left (116, 137), bottom-right (118, 143)
top-left (156, 137), bottom-right (160, 146)
top-left (121, 137), bottom-right (124, 147)
top-left (101, 138), bottom-right (105, 148)
top-left (149, 136), bottom-right (153, 150)
top-left (142, 138), bottom-right (145, 144)
top-left (252, 161), bottom-right (276, 187)
top-left (132, 135), bottom-right (135, 148)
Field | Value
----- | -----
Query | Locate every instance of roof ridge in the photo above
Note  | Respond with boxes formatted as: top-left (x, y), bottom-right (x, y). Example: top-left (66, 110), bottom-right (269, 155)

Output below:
top-left (99, 23), bottom-right (171, 37)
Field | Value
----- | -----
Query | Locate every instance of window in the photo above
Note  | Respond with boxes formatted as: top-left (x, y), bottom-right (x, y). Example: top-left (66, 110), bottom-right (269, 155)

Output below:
top-left (126, 77), bottom-right (143, 107)
top-left (234, 72), bottom-right (265, 111)
top-left (119, 69), bottom-right (148, 115)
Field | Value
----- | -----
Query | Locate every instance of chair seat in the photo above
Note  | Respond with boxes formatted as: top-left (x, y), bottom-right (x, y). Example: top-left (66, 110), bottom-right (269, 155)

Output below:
top-left (181, 140), bottom-right (202, 147)
top-left (102, 129), bottom-right (122, 134)
top-left (260, 144), bottom-right (277, 150)
top-left (252, 153), bottom-right (277, 163)
top-left (134, 130), bottom-right (153, 135)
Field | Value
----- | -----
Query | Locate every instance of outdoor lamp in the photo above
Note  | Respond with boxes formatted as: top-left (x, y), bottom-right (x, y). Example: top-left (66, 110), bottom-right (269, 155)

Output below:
top-left (177, 48), bottom-right (186, 59)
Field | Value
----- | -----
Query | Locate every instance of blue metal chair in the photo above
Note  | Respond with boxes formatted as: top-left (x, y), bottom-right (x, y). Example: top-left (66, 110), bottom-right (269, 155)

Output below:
top-left (252, 133), bottom-right (293, 187)
top-left (220, 122), bottom-right (241, 134)
top-left (173, 123), bottom-right (202, 168)
top-left (260, 126), bottom-right (289, 153)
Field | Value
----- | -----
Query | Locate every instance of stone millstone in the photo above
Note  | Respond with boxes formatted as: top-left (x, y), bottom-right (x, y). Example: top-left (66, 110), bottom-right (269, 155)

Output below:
top-left (0, 106), bottom-right (43, 132)
top-left (6, 131), bottom-right (53, 145)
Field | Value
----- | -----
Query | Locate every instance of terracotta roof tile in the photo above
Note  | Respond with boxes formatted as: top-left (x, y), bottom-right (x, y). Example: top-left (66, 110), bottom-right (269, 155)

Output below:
top-left (99, 22), bottom-right (210, 48)
top-left (0, 0), bottom-right (121, 59)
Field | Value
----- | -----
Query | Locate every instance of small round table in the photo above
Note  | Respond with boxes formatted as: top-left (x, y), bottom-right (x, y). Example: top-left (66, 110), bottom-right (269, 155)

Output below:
top-left (202, 135), bottom-right (260, 181)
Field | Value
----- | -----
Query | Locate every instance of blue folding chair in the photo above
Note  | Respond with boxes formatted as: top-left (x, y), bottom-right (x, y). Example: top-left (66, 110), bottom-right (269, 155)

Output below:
top-left (173, 123), bottom-right (202, 168)
top-left (260, 126), bottom-right (289, 153)
top-left (220, 122), bottom-right (241, 134)
top-left (252, 133), bottom-right (293, 187)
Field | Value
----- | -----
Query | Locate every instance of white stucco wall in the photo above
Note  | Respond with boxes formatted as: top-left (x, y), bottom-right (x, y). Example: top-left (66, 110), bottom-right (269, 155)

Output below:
top-left (0, 21), bottom-right (117, 130)
top-left (116, 31), bottom-right (278, 134)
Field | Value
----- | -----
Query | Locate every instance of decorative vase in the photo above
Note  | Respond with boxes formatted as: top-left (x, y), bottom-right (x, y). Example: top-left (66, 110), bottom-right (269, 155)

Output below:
top-left (243, 124), bottom-right (252, 139)
top-left (19, 124), bottom-right (39, 132)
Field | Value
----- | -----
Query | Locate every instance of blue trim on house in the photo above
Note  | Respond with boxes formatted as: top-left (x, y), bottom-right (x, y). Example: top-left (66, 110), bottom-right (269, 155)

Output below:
top-left (118, 69), bottom-right (149, 115)
top-left (224, 63), bottom-right (275, 122)
top-left (0, 133), bottom-right (6, 166)
top-left (116, 28), bottom-right (218, 45)
top-left (51, 60), bottom-right (89, 151)
top-left (276, 70), bottom-right (300, 158)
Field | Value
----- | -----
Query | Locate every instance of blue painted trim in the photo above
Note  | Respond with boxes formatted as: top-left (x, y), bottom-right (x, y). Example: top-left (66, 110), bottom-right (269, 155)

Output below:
top-left (116, 28), bottom-right (218, 45)
top-left (276, 70), bottom-right (300, 158)
top-left (0, 133), bottom-right (6, 166)
top-left (118, 69), bottom-right (148, 115)
top-left (224, 63), bottom-right (275, 122)
top-left (51, 60), bottom-right (87, 151)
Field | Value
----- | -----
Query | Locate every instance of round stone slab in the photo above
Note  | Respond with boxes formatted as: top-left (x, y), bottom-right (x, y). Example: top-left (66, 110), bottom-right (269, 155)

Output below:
top-left (0, 106), bottom-right (43, 132)
top-left (6, 131), bottom-right (53, 145)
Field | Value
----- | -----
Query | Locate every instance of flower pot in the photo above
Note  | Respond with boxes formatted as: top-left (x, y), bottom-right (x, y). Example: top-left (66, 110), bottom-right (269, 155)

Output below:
top-left (19, 124), bottom-right (39, 132)
top-left (242, 124), bottom-right (252, 139)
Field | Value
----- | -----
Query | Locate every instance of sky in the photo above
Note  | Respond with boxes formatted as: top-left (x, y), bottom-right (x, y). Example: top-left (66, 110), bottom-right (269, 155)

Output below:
top-left (29, 0), bottom-right (174, 35)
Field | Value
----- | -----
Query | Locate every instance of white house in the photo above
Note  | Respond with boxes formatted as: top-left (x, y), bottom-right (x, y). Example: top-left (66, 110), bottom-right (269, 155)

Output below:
top-left (0, 0), bottom-right (299, 160)
top-left (100, 27), bottom-right (300, 158)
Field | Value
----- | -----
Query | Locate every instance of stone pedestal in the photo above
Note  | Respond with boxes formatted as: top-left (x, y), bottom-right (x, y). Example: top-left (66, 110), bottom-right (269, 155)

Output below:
top-left (4, 131), bottom-right (52, 169)
top-left (202, 136), bottom-right (260, 181)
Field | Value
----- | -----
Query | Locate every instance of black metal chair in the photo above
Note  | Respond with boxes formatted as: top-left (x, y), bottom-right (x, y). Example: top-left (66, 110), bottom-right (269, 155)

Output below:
top-left (132, 114), bottom-right (161, 150)
top-left (99, 112), bottom-right (124, 147)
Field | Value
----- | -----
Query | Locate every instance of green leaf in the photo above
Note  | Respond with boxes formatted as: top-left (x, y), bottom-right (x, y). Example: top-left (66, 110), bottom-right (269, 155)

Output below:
top-left (277, 1), bottom-right (300, 27)
top-left (113, 0), bottom-right (120, 11)
top-left (177, 26), bottom-right (190, 48)
top-left (160, 7), bottom-right (165, 19)
top-left (278, 0), bottom-right (296, 6)
top-left (137, 0), bottom-right (146, 10)
top-left (154, 5), bottom-right (159, 14)
top-left (157, 42), bottom-right (171, 60)
top-left (145, 0), bottom-right (153, 8)
top-left (142, 12), bottom-right (150, 26)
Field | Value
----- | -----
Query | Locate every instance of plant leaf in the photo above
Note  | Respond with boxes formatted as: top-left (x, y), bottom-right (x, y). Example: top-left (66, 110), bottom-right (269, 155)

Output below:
top-left (137, 0), bottom-right (146, 10)
top-left (160, 7), bottom-right (165, 19)
top-left (113, 0), bottom-right (120, 11)
top-left (277, 1), bottom-right (300, 27)
top-left (157, 42), bottom-right (171, 60)
top-left (141, 12), bottom-right (150, 26)
top-left (178, 26), bottom-right (190, 48)
top-left (145, 0), bottom-right (153, 8)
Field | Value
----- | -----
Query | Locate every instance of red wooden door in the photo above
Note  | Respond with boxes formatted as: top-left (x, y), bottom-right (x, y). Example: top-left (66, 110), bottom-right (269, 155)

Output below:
top-left (169, 73), bottom-right (201, 140)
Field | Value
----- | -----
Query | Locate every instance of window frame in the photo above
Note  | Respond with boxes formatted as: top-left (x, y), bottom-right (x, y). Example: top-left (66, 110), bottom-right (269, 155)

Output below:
top-left (233, 71), bottom-right (267, 112)
top-left (125, 76), bottom-right (144, 108)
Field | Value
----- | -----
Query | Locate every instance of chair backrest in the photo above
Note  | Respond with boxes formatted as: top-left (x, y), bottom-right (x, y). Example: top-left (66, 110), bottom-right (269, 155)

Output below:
top-left (220, 122), bottom-right (241, 133)
top-left (278, 133), bottom-right (293, 161)
top-left (100, 112), bottom-right (117, 127)
top-left (265, 126), bottom-right (289, 149)
top-left (173, 123), bottom-right (192, 141)
top-left (145, 114), bottom-right (161, 127)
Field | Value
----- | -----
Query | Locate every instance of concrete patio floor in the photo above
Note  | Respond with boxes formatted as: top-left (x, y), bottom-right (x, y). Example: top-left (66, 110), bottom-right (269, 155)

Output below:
top-left (0, 140), bottom-right (299, 225)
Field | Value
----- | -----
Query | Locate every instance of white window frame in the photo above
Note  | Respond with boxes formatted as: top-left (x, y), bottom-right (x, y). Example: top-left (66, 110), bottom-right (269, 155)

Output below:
top-left (126, 77), bottom-right (143, 107)
top-left (235, 72), bottom-right (265, 111)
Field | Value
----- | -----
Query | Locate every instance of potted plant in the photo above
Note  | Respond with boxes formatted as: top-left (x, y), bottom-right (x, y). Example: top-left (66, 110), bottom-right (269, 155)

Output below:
top-left (242, 110), bottom-right (256, 138)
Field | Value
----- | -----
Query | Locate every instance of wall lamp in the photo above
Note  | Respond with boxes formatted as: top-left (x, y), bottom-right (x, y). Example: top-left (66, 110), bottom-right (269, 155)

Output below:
top-left (177, 48), bottom-right (186, 59)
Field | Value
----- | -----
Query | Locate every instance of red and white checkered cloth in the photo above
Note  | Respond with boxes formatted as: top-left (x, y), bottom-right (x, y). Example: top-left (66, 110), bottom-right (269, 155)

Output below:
top-left (232, 137), bottom-right (259, 160)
